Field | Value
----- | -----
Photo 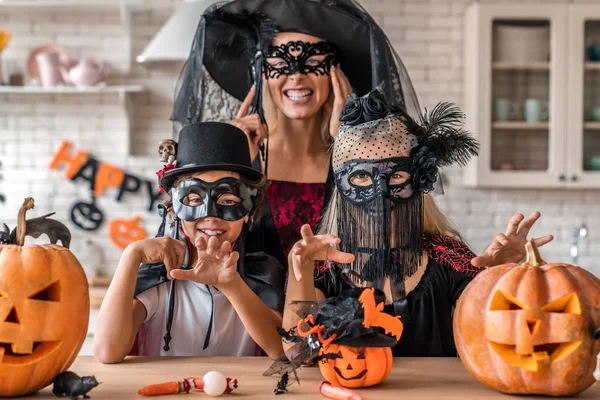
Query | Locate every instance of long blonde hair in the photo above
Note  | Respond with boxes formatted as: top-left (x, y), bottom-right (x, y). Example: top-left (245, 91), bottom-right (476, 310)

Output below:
top-left (423, 193), bottom-right (461, 238)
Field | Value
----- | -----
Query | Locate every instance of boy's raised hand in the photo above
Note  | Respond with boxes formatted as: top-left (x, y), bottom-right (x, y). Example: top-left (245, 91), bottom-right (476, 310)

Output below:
top-left (290, 224), bottom-right (355, 282)
top-left (169, 236), bottom-right (239, 286)
top-left (129, 237), bottom-right (187, 277)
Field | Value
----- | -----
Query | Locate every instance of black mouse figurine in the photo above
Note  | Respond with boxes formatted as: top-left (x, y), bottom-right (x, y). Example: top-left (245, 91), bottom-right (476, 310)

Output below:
top-left (53, 371), bottom-right (99, 400)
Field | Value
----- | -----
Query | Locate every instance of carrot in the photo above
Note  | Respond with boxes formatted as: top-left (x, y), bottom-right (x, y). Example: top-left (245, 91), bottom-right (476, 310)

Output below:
top-left (137, 381), bottom-right (188, 396)
top-left (319, 381), bottom-right (363, 400)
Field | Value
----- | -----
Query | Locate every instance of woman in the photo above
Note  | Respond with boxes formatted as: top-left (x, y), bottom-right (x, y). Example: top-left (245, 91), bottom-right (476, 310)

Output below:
top-left (172, 0), bottom-right (552, 271)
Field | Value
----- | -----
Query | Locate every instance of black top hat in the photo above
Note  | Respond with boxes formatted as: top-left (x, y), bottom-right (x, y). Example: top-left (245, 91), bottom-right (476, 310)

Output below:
top-left (160, 122), bottom-right (264, 191)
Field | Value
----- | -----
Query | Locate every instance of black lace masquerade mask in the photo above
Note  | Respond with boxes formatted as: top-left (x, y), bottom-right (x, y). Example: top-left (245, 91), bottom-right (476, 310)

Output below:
top-left (334, 157), bottom-right (416, 206)
top-left (172, 178), bottom-right (257, 222)
top-left (263, 40), bottom-right (338, 79)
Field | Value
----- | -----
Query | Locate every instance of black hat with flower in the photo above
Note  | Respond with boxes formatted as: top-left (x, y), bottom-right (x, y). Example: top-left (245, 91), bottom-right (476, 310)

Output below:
top-left (319, 89), bottom-right (479, 285)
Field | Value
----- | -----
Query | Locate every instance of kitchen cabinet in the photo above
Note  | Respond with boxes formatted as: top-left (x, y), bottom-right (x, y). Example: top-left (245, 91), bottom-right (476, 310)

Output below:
top-left (464, 2), bottom-right (600, 188)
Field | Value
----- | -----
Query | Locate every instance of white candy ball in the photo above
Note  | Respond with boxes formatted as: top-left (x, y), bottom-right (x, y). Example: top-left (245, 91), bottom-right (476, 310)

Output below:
top-left (202, 371), bottom-right (227, 396)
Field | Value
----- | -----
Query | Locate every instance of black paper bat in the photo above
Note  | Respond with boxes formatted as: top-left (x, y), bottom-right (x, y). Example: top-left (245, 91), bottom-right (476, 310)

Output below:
top-left (9, 212), bottom-right (71, 249)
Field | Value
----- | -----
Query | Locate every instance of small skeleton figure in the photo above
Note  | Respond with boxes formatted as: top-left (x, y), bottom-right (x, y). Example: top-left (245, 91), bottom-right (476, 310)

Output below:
top-left (0, 223), bottom-right (10, 244)
top-left (158, 139), bottom-right (177, 164)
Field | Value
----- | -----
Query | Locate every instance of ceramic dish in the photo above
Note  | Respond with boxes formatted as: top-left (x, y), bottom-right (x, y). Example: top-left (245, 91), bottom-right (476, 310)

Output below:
top-left (26, 44), bottom-right (71, 79)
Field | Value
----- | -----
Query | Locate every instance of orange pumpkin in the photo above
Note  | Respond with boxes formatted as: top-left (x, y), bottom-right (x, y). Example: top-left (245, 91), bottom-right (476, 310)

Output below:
top-left (109, 215), bottom-right (146, 249)
top-left (318, 344), bottom-right (393, 388)
top-left (0, 198), bottom-right (89, 396)
top-left (454, 240), bottom-right (600, 396)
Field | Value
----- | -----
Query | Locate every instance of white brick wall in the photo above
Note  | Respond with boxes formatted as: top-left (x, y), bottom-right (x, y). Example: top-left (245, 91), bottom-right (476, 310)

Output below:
top-left (0, 0), bottom-right (598, 278)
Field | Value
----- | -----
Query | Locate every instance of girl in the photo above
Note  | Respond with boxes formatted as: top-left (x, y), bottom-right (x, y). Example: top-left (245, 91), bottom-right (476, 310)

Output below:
top-left (93, 122), bottom-right (285, 363)
top-left (282, 91), bottom-right (552, 357)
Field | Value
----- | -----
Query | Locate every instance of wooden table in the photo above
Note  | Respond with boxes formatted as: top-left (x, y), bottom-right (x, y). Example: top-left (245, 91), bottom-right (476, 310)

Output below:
top-left (26, 357), bottom-right (600, 399)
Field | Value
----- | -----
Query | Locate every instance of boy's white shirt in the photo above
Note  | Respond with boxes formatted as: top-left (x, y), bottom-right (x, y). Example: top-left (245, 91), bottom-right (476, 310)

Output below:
top-left (136, 280), bottom-right (258, 356)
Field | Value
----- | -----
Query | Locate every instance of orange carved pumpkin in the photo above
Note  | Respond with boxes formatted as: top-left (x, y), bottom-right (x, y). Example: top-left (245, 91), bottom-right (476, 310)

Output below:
top-left (109, 215), bottom-right (146, 249)
top-left (454, 240), bottom-right (600, 396)
top-left (318, 344), bottom-right (393, 388)
top-left (0, 198), bottom-right (90, 396)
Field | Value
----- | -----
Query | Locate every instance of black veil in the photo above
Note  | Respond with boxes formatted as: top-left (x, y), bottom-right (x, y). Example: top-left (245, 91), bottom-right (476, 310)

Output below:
top-left (171, 0), bottom-right (421, 136)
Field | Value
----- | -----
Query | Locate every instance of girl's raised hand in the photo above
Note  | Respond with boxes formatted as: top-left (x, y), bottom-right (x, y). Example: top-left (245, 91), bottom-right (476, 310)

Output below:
top-left (231, 85), bottom-right (267, 161)
top-left (290, 224), bottom-right (355, 282)
top-left (325, 65), bottom-right (353, 140)
top-left (471, 211), bottom-right (554, 267)
top-left (169, 236), bottom-right (239, 286)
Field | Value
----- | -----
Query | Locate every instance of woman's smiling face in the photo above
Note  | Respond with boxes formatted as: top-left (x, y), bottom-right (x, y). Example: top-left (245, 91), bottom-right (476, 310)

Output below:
top-left (264, 32), bottom-right (335, 120)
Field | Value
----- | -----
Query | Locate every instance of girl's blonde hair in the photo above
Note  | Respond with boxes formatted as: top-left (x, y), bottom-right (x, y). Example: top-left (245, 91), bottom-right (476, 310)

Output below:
top-left (262, 79), bottom-right (332, 147)
top-left (423, 193), bottom-right (461, 238)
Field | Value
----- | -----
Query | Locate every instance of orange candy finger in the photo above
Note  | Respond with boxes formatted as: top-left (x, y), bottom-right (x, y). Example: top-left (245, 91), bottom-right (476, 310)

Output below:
top-left (138, 381), bottom-right (185, 396)
top-left (319, 381), bottom-right (363, 400)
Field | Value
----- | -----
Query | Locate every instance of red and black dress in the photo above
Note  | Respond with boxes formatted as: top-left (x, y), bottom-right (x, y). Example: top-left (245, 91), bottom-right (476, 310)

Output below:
top-left (246, 161), bottom-right (334, 267)
top-left (313, 235), bottom-right (483, 357)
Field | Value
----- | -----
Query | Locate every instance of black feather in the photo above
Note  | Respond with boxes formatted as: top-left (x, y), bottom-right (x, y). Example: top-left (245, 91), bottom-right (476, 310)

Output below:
top-left (410, 102), bottom-right (479, 168)
top-left (206, 10), bottom-right (278, 60)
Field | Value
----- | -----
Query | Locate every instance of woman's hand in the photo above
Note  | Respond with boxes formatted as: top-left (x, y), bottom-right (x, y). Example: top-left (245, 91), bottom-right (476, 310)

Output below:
top-left (290, 224), bottom-right (355, 281)
top-left (169, 236), bottom-right (239, 286)
top-left (231, 85), bottom-right (267, 161)
top-left (325, 65), bottom-right (353, 140)
top-left (471, 211), bottom-right (553, 267)
top-left (128, 237), bottom-right (186, 276)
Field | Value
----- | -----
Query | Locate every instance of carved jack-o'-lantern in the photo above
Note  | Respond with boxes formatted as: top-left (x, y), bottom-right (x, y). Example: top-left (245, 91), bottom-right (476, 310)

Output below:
top-left (454, 240), bottom-right (600, 396)
top-left (109, 215), bottom-right (147, 249)
top-left (318, 344), bottom-right (393, 388)
top-left (290, 288), bottom-right (402, 389)
top-left (0, 198), bottom-right (89, 396)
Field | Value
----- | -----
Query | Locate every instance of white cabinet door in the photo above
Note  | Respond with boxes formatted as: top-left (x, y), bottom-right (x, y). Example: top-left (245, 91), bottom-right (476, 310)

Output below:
top-left (567, 5), bottom-right (600, 188)
top-left (464, 3), bottom-right (569, 188)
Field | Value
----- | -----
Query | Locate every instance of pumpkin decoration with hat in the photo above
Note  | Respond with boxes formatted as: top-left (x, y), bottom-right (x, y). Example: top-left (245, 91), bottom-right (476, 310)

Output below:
top-left (0, 198), bottom-right (89, 396)
top-left (265, 287), bottom-right (403, 389)
top-left (454, 240), bottom-right (600, 396)
top-left (134, 122), bottom-right (284, 353)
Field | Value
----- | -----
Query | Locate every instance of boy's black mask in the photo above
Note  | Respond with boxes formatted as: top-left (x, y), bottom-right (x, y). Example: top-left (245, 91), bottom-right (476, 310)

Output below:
top-left (172, 178), bottom-right (257, 222)
top-left (263, 40), bottom-right (338, 79)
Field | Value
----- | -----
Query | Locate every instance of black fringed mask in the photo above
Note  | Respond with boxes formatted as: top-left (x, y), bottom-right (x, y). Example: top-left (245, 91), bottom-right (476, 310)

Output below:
top-left (264, 40), bottom-right (338, 79)
top-left (325, 90), bottom-right (479, 285)
top-left (172, 178), bottom-right (257, 222)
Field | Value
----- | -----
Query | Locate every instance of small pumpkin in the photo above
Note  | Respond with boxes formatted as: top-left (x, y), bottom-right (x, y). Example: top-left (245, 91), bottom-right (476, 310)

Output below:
top-left (318, 344), bottom-right (393, 388)
top-left (454, 240), bottom-right (600, 396)
top-left (0, 198), bottom-right (89, 396)
top-left (109, 215), bottom-right (146, 249)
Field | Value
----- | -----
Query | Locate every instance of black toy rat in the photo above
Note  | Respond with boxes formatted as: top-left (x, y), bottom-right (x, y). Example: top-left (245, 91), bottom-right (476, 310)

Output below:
top-left (53, 371), bottom-right (99, 400)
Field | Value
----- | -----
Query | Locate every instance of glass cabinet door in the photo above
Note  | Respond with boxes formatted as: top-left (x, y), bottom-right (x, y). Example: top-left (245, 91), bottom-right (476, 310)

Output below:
top-left (465, 4), bottom-right (568, 188)
top-left (568, 6), bottom-right (600, 188)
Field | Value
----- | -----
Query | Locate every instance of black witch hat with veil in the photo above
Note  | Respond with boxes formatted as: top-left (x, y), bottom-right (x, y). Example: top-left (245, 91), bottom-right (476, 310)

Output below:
top-left (171, 0), bottom-right (421, 144)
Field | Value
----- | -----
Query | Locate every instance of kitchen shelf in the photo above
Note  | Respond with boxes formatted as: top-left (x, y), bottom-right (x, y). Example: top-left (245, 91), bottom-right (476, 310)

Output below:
top-left (491, 121), bottom-right (549, 129)
top-left (0, 0), bottom-right (142, 9)
top-left (584, 122), bottom-right (600, 130)
top-left (584, 62), bottom-right (600, 70)
top-left (0, 0), bottom-right (141, 73)
top-left (0, 85), bottom-right (143, 94)
top-left (492, 62), bottom-right (550, 70)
